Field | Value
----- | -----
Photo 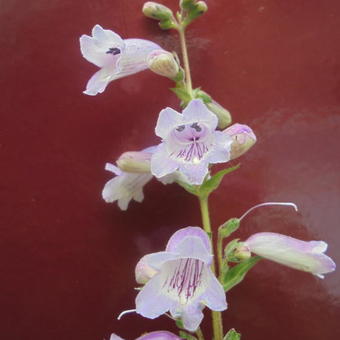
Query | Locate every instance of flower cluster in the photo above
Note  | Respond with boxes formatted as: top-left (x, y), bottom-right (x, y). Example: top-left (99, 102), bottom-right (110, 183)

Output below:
top-left (80, 11), bottom-right (336, 339)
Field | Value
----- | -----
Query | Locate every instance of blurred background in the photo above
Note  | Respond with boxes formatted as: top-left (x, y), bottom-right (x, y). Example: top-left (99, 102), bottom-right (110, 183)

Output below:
top-left (1, 0), bottom-right (340, 339)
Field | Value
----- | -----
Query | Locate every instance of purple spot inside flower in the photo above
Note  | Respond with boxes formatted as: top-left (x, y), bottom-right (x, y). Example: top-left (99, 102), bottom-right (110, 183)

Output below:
top-left (106, 47), bottom-right (121, 55)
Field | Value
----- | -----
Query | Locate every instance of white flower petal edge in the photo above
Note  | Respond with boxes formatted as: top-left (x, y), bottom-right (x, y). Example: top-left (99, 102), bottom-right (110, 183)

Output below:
top-left (102, 163), bottom-right (152, 210)
top-left (245, 232), bottom-right (336, 278)
top-left (151, 99), bottom-right (232, 185)
top-left (135, 226), bottom-right (227, 331)
top-left (80, 25), bottom-right (162, 95)
top-left (110, 331), bottom-right (181, 340)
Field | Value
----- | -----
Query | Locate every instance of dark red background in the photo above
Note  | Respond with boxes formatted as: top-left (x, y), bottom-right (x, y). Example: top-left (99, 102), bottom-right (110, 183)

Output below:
top-left (1, 0), bottom-right (340, 339)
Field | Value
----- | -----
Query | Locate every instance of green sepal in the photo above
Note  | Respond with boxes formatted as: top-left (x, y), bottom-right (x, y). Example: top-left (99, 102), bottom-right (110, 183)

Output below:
top-left (170, 86), bottom-right (192, 106)
top-left (222, 256), bottom-right (261, 292)
top-left (177, 180), bottom-right (200, 196)
top-left (199, 164), bottom-right (240, 198)
top-left (224, 239), bottom-right (240, 258)
top-left (176, 319), bottom-right (184, 329)
top-left (179, 331), bottom-right (197, 340)
top-left (193, 88), bottom-right (212, 103)
top-left (219, 218), bottom-right (240, 238)
top-left (159, 19), bottom-right (177, 30)
top-left (224, 328), bottom-right (241, 340)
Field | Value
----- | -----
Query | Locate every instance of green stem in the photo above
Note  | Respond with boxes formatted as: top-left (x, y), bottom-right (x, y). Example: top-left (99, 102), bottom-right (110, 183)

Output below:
top-left (178, 25), bottom-right (193, 98)
top-left (217, 229), bottom-right (224, 281)
top-left (198, 195), bottom-right (224, 340)
top-left (196, 327), bottom-right (205, 340)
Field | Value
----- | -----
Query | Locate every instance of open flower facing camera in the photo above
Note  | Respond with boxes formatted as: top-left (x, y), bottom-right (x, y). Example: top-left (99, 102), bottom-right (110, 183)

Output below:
top-left (80, 0), bottom-right (336, 339)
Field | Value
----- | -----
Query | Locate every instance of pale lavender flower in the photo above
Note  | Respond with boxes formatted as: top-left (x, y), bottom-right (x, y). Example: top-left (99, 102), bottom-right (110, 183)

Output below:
top-left (151, 99), bottom-right (233, 185)
top-left (102, 163), bottom-right (152, 210)
top-left (80, 25), bottom-right (162, 95)
top-left (135, 226), bottom-right (227, 331)
top-left (244, 232), bottom-right (336, 279)
top-left (110, 331), bottom-right (180, 340)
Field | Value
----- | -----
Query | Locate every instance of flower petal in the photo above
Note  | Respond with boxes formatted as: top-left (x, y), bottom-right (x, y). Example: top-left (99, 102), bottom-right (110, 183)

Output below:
top-left (114, 39), bottom-right (161, 81)
top-left (182, 99), bottom-right (218, 131)
top-left (136, 273), bottom-right (175, 319)
top-left (155, 107), bottom-right (183, 139)
top-left (181, 304), bottom-right (204, 332)
top-left (110, 334), bottom-right (125, 340)
top-left (136, 331), bottom-right (181, 340)
top-left (83, 65), bottom-right (116, 96)
top-left (245, 232), bottom-right (336, 277)
top-left (151, 144), bottom-right (179, 178)
top-left (178, 161), bottom-right (209, 185)
top-left (201, 269), bottom-right (228, 311)
top-left (207, 131), bottom-right (232, 164)
top-left (140, 251), bottom-right (179, 271)
top-left (166, 226), bottom-right (211, 253)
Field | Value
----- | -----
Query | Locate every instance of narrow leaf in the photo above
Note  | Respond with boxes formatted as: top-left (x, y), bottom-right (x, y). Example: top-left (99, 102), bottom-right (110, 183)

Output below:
top-left (222, 256), bottom-right (261, 292)
top-left (200, 164), bottom-right (240, 197)
top-left (179, 331), bottom-right (197, 340)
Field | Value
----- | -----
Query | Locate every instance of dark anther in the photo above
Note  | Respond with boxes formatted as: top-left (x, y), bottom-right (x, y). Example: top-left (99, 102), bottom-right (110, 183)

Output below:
top-left (190, 122), bottom-right (202, 132)
top-left (106, 47), bottom-right (121, 55)
top-left (176, 125), bottom-right (185, 132)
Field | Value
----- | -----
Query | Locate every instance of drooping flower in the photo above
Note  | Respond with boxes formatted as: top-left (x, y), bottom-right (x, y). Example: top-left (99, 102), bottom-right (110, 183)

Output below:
top-left (80, 25), bottom-right (162, 95)
top-left (151, 99), bottom-right (233, 185)
top-left (224, 123), bottom-right (256, 160)
top-left (135, 227), bottom-right (227, 331)
top-left (102, 163), bottom-right (152, 211)
top-left (244, 232), bottom-right (336, 279)
top-left (110, 331), bottom-right (181, 340)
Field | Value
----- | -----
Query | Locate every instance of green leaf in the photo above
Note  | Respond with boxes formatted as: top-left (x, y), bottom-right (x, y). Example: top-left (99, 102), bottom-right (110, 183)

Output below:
top-left (199, 164), bottom-right (240, 197)
top-left (222, 256), bottom-right (261, 292)
top-left (179, 331), bottom-right (197, 340)
top-left (176, 319), bottom-right (184, 329)
top-left (224, 328), bottom-right (241, 340)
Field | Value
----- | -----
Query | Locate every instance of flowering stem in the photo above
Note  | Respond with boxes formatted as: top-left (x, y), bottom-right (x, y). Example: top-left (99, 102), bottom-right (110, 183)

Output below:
top-left (196, 327), bottom-right (205, 340)
top-left (198, 195), bottom-right (224, 340)
top-left (217, 229), bottom-right (225, 280)
top-left (178, 25), bottom-right (193, 98)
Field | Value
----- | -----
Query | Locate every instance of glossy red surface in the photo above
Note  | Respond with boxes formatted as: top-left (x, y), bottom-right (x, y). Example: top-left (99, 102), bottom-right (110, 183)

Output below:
top-left (1, 0), bottom-right (340, 339)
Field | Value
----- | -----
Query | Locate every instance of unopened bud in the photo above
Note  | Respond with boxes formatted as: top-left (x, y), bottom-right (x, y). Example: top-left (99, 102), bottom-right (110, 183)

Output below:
top-left (196, 1), bottom-right (208, 13)
top-left (233, 243), bottom-right (251, 261)
top-left (206, 100), bottom-right (232, 129)
top-left (117, 151), bottom-right (152, 173)
top-left (147, 50), bottom-right (180, 79)
top-left (224, 123), bottom-right (257, 160)
top-left (142, 2), bottom-right (174, 22)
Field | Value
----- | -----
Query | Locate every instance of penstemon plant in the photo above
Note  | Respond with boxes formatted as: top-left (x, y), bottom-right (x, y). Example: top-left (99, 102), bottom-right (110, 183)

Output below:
top-left (79, 1), bottom-right (336, 339)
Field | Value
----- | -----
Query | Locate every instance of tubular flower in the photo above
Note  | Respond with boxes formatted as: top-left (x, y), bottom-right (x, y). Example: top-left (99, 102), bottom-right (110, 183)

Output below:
top-left (80, 25), bottom-right (162, 95)
top-left (223, 123), bottom-right (256, 160)
top-left (102, 163), bottom-right (152, 211)
top-left (244, 232), bottom-right (336, 279)
top-left (135, 227), bottom-right (227, 331)
top-left (151, 99), bottom-right (232, 185)
top-left (110, 331), bottom-right (181, 340)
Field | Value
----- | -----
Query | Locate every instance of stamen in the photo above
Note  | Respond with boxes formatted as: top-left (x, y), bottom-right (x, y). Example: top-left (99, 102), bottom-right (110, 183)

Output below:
top-left (163, 259), bottom-right (204, 302)
top-left (239, 202), bottom-right (298, 222)
top-left (117, 309), bottom-right (136, 320)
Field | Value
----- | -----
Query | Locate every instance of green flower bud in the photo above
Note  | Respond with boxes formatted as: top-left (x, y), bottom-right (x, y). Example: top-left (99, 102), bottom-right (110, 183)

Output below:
top-left (142, 2), bottom-right (174, 22)
top-left (196, 1), bottom-right (208, 14)
top-left (147, 50), bottom-right (180, 79)
top-left (233, 243), bottom-right (252, 261)
top-left (206, 100), bottom-right (232, 129)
